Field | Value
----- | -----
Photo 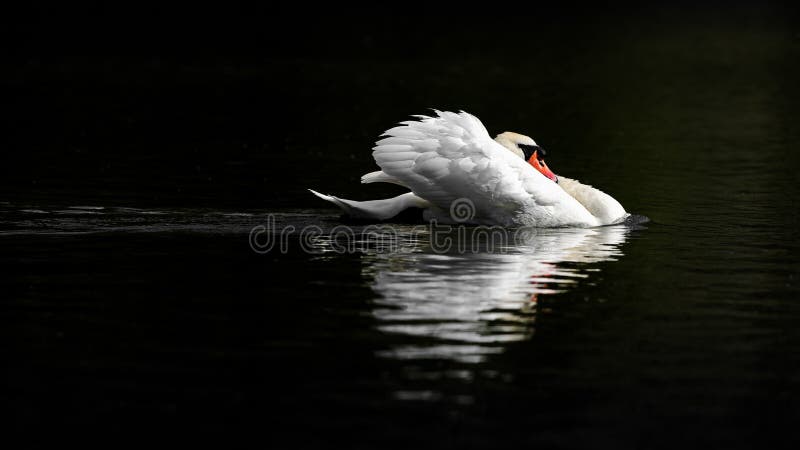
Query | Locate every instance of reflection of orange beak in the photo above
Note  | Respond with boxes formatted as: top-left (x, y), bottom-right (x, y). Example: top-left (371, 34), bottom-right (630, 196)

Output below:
top-left (528, 150), bottom-right (558, 183)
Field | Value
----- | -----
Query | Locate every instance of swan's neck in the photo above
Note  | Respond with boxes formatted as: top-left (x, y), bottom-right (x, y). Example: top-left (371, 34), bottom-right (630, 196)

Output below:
top-left (557, 176), bottom-right (627, 225)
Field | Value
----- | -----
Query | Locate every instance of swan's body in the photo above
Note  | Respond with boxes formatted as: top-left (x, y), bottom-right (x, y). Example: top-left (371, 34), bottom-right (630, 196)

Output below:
top-left (311, 110), bottom-right (627, 227)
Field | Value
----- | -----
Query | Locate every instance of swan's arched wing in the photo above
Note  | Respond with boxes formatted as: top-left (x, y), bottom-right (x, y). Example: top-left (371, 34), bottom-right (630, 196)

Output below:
top-left (372, 111), bottom-right (593, 226)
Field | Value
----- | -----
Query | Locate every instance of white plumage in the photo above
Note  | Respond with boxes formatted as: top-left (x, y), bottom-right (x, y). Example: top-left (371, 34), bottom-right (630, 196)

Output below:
top-left (311, 110), bottom-right (627, 227)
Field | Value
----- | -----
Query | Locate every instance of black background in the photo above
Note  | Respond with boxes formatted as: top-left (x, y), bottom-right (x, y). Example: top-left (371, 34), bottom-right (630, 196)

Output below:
top-left (7, 4), bottom-right (795, 209)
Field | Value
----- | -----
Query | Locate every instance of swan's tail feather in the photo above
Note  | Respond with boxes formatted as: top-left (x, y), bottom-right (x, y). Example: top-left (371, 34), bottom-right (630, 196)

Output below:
top-left (309, 189), bottom-right (429, 221)
top-left (360, 170), bottom-right (409, 188)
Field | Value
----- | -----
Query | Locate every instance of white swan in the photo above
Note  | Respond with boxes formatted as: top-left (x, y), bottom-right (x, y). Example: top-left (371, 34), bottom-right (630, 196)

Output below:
top-left (311, 110), bottom-right (627, 227)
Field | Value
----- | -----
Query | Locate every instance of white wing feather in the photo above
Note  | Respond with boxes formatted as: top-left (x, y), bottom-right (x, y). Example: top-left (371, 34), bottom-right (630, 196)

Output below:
top-left (372, 111), bottom-right (598, 227)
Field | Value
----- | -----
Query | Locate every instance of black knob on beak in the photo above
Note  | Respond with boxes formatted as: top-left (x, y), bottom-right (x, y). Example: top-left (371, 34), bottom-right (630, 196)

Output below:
top-left (518, 144), bottom-right (541, 161)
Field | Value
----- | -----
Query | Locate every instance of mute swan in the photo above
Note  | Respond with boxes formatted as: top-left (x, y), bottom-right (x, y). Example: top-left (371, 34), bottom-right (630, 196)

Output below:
top-left (311, 110), bottom-right (627, 227)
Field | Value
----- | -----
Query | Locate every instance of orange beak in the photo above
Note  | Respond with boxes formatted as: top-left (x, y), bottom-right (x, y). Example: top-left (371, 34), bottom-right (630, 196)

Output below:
top-left (528, 150), bottom-right (558, 183)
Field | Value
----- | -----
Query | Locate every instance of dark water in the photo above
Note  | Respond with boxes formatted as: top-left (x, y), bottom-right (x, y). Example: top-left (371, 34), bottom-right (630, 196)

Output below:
top-left (3, 6), bottom-right (800, 448)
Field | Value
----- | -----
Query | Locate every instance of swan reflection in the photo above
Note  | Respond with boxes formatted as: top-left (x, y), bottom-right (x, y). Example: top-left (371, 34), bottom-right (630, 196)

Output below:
top-left (359, 225), bottom-right (630, 363)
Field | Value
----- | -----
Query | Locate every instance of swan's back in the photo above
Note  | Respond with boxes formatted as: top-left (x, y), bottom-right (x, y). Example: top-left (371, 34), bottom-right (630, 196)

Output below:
top-left (372, 111), bottom-right (599, 227)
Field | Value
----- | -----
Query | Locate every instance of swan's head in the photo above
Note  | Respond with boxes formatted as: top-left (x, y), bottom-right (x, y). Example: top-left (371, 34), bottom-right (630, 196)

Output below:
top-left (495, 132), bottom-right (558, 183)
